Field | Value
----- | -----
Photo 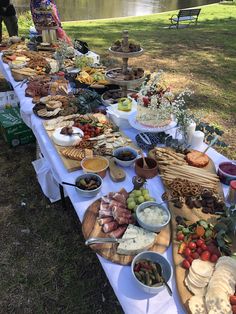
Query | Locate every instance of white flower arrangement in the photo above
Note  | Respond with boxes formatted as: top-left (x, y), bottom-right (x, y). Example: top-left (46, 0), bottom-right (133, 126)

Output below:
top-left (135, 71), bottom-right (194, 129)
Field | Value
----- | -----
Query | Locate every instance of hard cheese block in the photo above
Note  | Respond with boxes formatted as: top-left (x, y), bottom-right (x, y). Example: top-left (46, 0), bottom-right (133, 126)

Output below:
top-left (117, 224), bottom-right (156, 255)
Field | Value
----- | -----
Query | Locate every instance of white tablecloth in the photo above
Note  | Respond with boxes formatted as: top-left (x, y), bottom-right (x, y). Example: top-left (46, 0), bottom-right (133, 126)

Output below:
top-left (0, 55), bottom-right (230, 314)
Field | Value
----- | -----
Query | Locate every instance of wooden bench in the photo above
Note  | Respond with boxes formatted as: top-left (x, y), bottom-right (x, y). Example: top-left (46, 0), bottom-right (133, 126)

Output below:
top-left (169, 9), bottom-right (201, 29)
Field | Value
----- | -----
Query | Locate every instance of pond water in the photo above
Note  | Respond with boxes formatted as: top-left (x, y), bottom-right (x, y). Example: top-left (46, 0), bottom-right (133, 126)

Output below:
top-left (14, 0), bottom-right (218, 22)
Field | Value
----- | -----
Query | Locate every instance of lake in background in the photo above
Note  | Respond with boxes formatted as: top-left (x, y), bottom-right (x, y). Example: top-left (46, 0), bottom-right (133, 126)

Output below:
top-left (13, 0), bottom-right (218, 22)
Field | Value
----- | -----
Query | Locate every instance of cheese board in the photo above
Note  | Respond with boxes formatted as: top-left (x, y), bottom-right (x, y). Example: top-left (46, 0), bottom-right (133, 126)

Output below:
top-left (44, 114), bottom-right (139, 172)
top-left (149, 147), bottom-right (236, 313)
top-left (82, 198), bottom-right (171, 265)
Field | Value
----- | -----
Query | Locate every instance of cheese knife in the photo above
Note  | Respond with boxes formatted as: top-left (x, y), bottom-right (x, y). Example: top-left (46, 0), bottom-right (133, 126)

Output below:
top-left (85, 237), bottom-right (135, 245)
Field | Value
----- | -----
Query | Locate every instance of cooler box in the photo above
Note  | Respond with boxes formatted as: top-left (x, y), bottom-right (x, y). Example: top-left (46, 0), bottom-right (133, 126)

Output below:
top-left (0, 108), bottom-right (35, 146)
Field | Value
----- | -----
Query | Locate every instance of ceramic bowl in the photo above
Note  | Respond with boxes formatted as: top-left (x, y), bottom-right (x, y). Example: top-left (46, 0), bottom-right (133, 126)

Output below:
top-left (113, 146), bottom-right (138, 167)
top-left (135, 157), bottom-right (158, 179)
top-left (75, 173), bottom-right (102, 198)
top-left (136, 201), bottom-right (171, 233)
top-left (81, 156), bottom-right (109, 178)
top-left (218, 161), bottom-right (236, 185)
top-left (131, 251), bottom-right (172, 294)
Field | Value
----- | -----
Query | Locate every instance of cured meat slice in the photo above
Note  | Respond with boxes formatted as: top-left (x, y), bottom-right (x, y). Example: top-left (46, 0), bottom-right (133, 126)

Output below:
top-left (112, 193), bottom-right (126, 205)
top-left (109, 226), bottom-right (127, 238)
top-left (116, 216), bottom-right (135, 225)
top-left (97, 217), bottom-right (114, 226)
top-left (102, 221), bottom-right (119, 233)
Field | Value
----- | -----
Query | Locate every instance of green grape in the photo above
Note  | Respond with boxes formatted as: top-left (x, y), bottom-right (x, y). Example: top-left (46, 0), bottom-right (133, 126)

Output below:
top-left (144, 194), bottom-right (151, 201)
top-left (134, 190), bottom-right (142, 197)
top-left (149, 197), bottom-right (156, 202)
top-left (128, 201), bottom-right (136, 210)
top-left (141, 189), bottom-right (149, 195)
top-left (137, 196), bottom-right (145, 204)
top-left (127, 197), bottom-right (135, 204)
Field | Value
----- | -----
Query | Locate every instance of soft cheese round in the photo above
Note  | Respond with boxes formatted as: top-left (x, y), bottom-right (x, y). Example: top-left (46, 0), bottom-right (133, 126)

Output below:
top-left (52, 127), bottom-right (84, 146)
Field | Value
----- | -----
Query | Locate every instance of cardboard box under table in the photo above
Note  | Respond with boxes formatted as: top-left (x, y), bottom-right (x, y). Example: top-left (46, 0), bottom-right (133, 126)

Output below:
top-left (0, 108), bottom-right (35, 146)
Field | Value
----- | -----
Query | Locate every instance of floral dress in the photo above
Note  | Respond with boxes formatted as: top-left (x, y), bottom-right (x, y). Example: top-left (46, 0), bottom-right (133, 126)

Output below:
top-left (30, 0), bottom-right (72, 45)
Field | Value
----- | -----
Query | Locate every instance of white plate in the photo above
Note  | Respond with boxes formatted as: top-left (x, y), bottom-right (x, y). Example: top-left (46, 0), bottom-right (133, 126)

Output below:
top-left (128, 112), bottom-right (177, 133)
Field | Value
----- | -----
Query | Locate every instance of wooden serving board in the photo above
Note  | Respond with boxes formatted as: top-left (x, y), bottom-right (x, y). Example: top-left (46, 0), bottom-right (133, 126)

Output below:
top-left (151, 153), bottom-right (224, 313)
top-left (45, 127), bottom-right (138, 172)
top-left (82, 199), bottom-right (171, 265)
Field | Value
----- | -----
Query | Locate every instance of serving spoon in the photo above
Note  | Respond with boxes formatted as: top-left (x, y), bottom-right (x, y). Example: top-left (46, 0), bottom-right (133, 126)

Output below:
top-left (153, 263), bottom-right (172, 296)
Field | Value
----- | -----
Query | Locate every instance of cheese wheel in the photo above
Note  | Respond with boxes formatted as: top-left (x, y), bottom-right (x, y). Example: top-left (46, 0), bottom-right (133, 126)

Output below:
top-left (52, 127), bottom-right (83, 147)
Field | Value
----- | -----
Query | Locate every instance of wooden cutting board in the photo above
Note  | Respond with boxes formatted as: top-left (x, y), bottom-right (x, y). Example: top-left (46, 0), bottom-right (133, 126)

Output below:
top-left (45, 127), bottom-right (138, 172)
top-left (82, 198), bottom-right (171, 265)
top-left (155, 156), bottom-right (225, 313)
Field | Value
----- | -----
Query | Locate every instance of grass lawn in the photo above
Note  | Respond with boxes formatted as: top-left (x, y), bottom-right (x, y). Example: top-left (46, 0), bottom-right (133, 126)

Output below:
top-left (0, 3), bottom-right (235, 313)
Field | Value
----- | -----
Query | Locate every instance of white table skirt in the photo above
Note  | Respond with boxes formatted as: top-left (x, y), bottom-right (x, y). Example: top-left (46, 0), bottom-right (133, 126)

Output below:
top-left (0, 54), bottom-right (230, 314)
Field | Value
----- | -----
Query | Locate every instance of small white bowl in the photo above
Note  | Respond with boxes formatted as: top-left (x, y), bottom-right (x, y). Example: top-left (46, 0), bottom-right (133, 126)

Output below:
top-left (131, 251), bottom-right (172, 294)
top-left (136, 201), bottom-right (171, 233)
top-left (113, 146), bottom-right (138, 167)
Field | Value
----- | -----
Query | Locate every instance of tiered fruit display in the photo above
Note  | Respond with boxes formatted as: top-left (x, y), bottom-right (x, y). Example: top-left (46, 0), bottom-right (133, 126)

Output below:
top-left (126, 188), bottom-right (155, 211)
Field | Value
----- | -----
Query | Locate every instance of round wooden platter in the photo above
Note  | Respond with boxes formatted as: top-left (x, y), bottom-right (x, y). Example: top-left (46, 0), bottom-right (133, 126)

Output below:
top-left (82, 198), bottom-right (171, 265)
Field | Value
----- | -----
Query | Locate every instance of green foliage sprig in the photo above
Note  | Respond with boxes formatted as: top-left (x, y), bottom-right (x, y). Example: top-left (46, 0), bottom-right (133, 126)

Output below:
top-left (196, 122), bottom-right (228, 147)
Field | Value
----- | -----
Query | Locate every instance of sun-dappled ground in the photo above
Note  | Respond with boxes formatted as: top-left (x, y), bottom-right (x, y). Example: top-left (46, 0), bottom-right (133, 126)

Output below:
top-left (0, 138), bottom-right (123, 313)
top-left (0, 2), bottom-right (236, 313)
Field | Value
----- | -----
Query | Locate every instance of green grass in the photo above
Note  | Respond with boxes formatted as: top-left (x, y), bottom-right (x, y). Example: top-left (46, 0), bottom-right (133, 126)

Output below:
top-left (0, 4), bottom-right (236, 312)
top-left (14, 3), bottom-right (236, 158)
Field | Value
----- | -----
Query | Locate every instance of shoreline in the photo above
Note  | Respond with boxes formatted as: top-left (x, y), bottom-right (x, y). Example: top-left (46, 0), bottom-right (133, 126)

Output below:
top-left (62, 3), bottom-right (218, 24)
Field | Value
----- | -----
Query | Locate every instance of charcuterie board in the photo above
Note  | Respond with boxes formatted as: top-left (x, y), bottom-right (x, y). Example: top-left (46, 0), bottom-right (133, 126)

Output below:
top-left (148, 147), bottom-right (236, 313)
top-left (82, 198), bottom-right (171, 265)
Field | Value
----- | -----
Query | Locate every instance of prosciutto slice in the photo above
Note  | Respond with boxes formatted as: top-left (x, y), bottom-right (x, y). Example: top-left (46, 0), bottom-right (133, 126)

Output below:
top-left (102, 221), bottom-right (119, 233)
top-left (109, 225), bottom-right (127, 238)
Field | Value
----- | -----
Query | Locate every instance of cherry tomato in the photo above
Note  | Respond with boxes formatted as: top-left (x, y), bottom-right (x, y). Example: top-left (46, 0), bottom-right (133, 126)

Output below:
top-left (188, 242), bottom-right (197, 250)
top-left (230, 296), bottom-right (236, 305)
top-left (196, 239), bottom-right (204, 247)
top-left (184, 247), bottom-right (192, 257)
top-left (177, 233), bottom-right (185, 241)
top-left (200, 250), bottom-right (210, 261)
top-left (210, 254), bottom-right (219, 263)
top-left (207, 245), bottom-right (221, 257)
top-left (196, 247), bottom-right (203, 255)
top-left (201, 243), bottom-right (207, 251)
top-left (182, 259), bottom-right (191, 269)
top-left (191, 252), bottom-right (199, 260)
top-left (232, 305), bottom-right (236, 314)
top-left (186, 256), bottom-right (194, 265)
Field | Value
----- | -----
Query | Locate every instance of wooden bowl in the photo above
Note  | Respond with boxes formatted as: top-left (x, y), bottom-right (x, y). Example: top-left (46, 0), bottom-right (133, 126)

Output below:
top-left (135, 157), bottom-right (158, 179)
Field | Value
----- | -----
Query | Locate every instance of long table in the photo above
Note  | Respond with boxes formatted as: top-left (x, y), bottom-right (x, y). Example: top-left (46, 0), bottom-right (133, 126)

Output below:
top-left (0, 55), bottom-right (230, 314)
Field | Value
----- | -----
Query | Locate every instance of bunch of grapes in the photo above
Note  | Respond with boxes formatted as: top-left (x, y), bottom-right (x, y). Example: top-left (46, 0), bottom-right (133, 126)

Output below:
top-left (127, 188), bottom-right (155, 211)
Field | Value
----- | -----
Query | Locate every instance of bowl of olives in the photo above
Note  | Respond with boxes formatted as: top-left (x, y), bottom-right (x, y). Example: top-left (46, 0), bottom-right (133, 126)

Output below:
top-left (113, 146), bottom-right (138, 167)
top-left (75, 173), bottom-right (103, 198)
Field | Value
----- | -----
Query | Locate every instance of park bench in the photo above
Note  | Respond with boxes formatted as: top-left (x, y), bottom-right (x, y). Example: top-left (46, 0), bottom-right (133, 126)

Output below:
top-left (169, 9), bottom-right (201, 29)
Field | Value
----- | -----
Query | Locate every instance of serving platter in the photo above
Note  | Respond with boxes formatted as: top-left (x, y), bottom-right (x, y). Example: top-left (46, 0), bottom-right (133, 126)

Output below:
top-left (82, 198), bottom-right (171, 265)
top-left (149, 147), bottom-right (233, 313)
top-left (128, 112), bottom-right (177, 133)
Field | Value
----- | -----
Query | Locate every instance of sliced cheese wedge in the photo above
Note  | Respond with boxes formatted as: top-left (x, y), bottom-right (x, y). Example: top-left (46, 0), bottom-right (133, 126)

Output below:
top-left (188, 295), bottom-right (207, 314)
top-left (117, 224), bottom-right (156, 255)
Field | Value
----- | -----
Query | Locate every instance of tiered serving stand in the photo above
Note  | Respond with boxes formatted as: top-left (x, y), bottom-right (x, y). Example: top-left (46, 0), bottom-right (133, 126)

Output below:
top-left (105, 30), bottom-right (145, 98)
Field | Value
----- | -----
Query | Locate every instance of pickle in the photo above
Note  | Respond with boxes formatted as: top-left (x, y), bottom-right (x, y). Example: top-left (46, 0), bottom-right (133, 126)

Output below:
top-left (134, 272), bottom-right (142, 281)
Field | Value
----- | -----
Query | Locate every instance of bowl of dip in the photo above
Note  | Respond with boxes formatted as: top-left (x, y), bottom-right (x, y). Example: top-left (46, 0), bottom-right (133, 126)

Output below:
top-left (136, 201), bottom-right (171, 233)
top-left (81, 156), bottom-right (109, 178)
top-left (218, 161), bottom-right (236, 185)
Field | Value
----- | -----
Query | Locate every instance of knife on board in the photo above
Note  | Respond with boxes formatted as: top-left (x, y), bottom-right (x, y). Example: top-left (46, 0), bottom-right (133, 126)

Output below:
top-left (85, 237), bottom-right (135, 245)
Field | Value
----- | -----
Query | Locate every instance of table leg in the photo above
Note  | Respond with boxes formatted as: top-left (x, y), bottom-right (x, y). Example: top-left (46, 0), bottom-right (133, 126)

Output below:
top-left (59, 184), bottom-right (67, 210)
